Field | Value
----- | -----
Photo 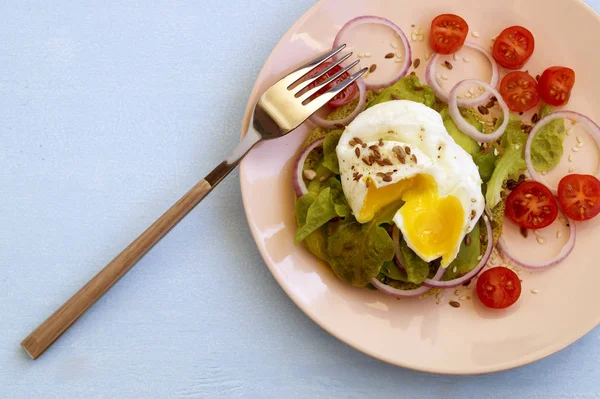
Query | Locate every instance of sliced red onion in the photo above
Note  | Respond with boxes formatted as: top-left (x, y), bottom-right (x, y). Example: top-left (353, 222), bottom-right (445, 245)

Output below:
top-left (332, 16), bottom-right (411, 90)
top-left (309, 78), bottom-right (366, 128)
top-left (370, 266), bottom-right (445, 298)
top-left (525, 110), bottom-right (600, 195)
top-left (391, 225), bottom-right (405, 270)
top-left (425, 42), bottom-right (499, 106)
top-left (448, 79), bottom-right (509, 143)
top-left (422, 215), bottom-right (493, 289)
top-left (292, 137), bottom-right (325, 197)
top-left (498, 214), bottom-right (576, 271)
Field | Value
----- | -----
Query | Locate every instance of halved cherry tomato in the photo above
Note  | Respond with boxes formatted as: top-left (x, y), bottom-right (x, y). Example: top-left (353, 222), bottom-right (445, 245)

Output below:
top-left (476, 267), bottom-right (522, 309)
top-left (557, 174), bottom-right (600, 221)
top-left (499, 71), bottom-right (539, 112)
top-left (429, 14), bottom-right (469, 55)
top-left (492, 26), bottom-right (535, 69)
top-left (505, 181), bottom-right (559, 229)
top-left (306, 62), bottom-right (358, 108)
top-left (537, 66), bottom-right (575, 106)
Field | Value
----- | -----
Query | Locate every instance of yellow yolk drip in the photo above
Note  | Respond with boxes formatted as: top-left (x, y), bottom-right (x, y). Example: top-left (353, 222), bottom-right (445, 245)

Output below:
top-left (358, 175), bottom-right (464, 267)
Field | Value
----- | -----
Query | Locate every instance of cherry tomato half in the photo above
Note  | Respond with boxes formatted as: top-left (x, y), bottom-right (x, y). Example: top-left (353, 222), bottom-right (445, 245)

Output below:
top-left (537, 66), bottom-right (575, 106)
top-left (476, 267), bottom-right (522, 309)
top-left (499, 71), bottom-right (539, 112)
top-left (429, 14), bottom-right (469, 55)
top-left (306, 62), bottom-right (358, 108)
top-left (557, 174), bottom-right (600, 221)
top-left (492, 26), bottom-right (535, 69)
top-left (505, 181), bottom-right (559, 229)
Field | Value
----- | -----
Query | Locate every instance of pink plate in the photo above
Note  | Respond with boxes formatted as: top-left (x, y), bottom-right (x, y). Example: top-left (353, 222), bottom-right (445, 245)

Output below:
top-left (239, 0), bottom-right (600, 374)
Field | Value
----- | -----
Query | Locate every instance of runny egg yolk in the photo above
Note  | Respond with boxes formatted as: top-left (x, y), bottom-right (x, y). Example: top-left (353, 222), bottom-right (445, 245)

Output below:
top-left (358, 175), bottom-right (464, 266)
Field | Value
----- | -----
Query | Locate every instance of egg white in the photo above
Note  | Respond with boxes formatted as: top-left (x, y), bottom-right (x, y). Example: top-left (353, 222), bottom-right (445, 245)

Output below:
top-left (336, 100), bottom-right (485, 265)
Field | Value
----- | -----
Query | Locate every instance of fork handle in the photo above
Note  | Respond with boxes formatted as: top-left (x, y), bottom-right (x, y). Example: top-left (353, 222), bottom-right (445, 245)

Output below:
top-left (21, 129), bottom-right (262, 359)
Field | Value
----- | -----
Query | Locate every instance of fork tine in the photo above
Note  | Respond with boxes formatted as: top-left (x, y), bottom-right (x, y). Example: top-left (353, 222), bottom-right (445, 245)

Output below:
top-left (278, 44), bottom-right (347, 89)
top-left (303, 67), bottom-right (368, 114)
top-left (292, 52), bottom-right (353, 95)
top-left (299, 59), bottom-right (361, 104)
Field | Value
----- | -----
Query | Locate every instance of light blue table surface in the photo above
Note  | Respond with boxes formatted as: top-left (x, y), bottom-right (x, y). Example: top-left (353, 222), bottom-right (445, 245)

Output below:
top-left (1, 1), bottom-right (598, 398)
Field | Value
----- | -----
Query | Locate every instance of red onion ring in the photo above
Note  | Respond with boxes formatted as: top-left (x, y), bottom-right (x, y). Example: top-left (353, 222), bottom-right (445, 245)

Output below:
top-left (425, 42), bottom-right (499, 106)
top-left (332, 16), bottom-right (411, 90)
top-left (448, 79), bottom-right (509, 143)
top-left (498, 214), bottom-right (576, 270)
top-left (309, 78), bottom-right (366, 128)
top-left (391, 225), bottom-right (406, 270)
top-left (525, 110), bottom-right (600, 195)
top-left (370, 266), bottom-right (445, 298)
top-left (422, 215), bottom-right (493, 289)
top-left (292, 137), bottom-right (325, 197)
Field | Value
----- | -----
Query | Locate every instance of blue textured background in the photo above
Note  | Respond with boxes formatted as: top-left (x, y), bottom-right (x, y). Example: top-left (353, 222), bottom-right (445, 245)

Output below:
top-left (1, 1), bottom-right (598, 398)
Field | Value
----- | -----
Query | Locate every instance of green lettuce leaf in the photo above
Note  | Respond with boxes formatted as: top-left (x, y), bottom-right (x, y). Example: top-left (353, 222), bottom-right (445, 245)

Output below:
top-left (305, 226), bottom-right (329, 262)
top-left (367, 75), bottom-right (435, 108)
top-left (539, 104), bottom-right (553, 118)
top-left (321, 177), bottom-right (351, 217)
top-left (486, 115), bottom-right (528, 208)
top-left (326, 202), bottom-right (400, 286)
top-left (294, 188), bottom-right (337, 244)
top-left (322, 129), bottom-right (343, 174)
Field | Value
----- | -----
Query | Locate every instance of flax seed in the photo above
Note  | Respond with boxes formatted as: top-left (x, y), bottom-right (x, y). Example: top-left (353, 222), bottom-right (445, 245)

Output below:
top-left (385, 52), bottom-right (395, 59)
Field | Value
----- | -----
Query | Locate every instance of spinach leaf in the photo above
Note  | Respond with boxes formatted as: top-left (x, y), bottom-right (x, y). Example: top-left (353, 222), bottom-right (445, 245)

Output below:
top-left (397, 238), bottom-right (430, 285)
top-left (326, 202), bottom-right (400, 286)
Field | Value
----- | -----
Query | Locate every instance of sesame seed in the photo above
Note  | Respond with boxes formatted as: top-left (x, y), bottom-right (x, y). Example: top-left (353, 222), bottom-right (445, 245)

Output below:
top-left (364, 52), bottom-right (372, 57)
top-left (441, 73), bottom-right (449, 80)
top-left (391, 42), bottom-right (398, 49)
top-left (411, 33), bottom-right (417, 41)
top-left (568, 154), bottom-right (573, 162)
top-left (357, 53), bottom-right (364, 58)
top-left (459, 296), bottom-right (468, 301)
top-left (468, 88), bottom-right (474, 95)
top-left (396, 52), bottom-right (403, 58)
top-left (566, 128), bottom-right (572, 135)
top-left (536, 237), bottom-right (545, 245)
top-left (472, 31), bottom-right (480, 38)
top-left (493, 147), bottom-right (499, 156)
top-left (576, 136), bottom-right (583, 143)
top-left (471, 198), bottom-right (476, 203)
top-left (453, 53), bottom-right (460, 61)
top-left (425, 52), bottom-right (431, 60)
top-left (465, 92), bottom-right (472, 98)
top-left (531, 289), bottom-right (539, 294)
top-left (557, 231), bottom-right (562, 238)
top-left (572, 146), bottom-right (580, 152)
top-left (577, 142), bottom-right (584, 148)
top-left (418, 35), bottom-right (424, 42)
top-left (569, 166), bottom-right (575, 173)
top-left (515, 144), bottom-right (520, 150)
top-left (463, 56), bottom-right (471, 63)
top-left (477, 255), bottom-right (483, 261)
top-left (394, 59), bottom-right (404, 63)
top-left (453, 266), bottom-right (458, 273)
top-left (541, 171), bottom-right (548, 175)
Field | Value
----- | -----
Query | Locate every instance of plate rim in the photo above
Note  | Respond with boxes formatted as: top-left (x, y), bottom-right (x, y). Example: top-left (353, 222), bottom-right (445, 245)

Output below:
top-left (239, 0), bottom-right (600, 375)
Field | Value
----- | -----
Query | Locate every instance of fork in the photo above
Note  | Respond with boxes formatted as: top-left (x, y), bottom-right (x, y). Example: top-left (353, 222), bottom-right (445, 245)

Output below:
top-left (21, 44), bottom-right (367, 359)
